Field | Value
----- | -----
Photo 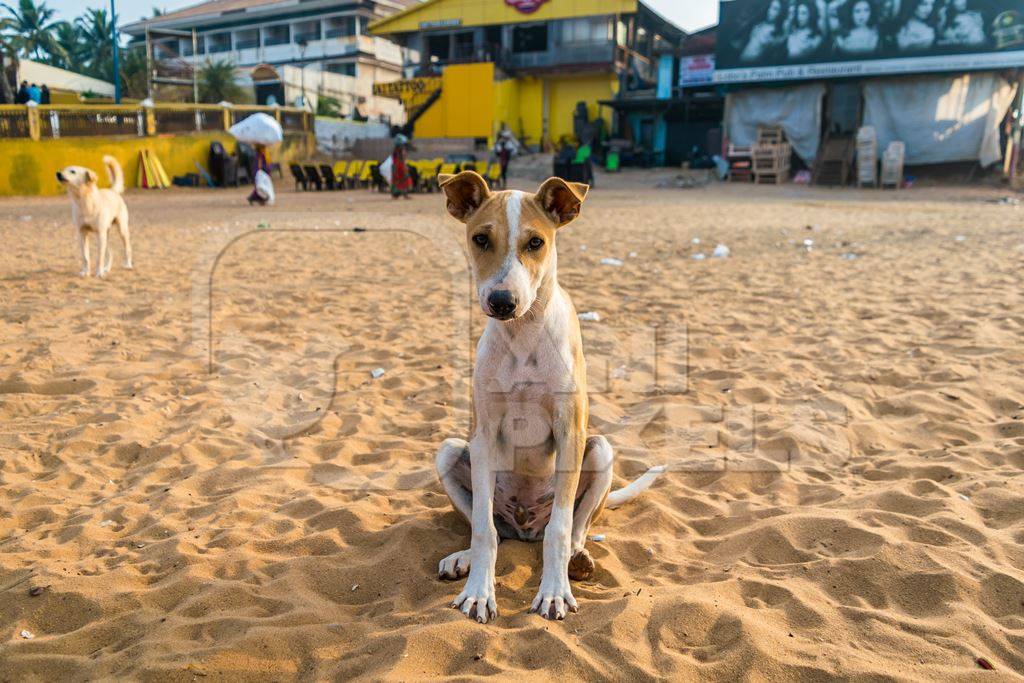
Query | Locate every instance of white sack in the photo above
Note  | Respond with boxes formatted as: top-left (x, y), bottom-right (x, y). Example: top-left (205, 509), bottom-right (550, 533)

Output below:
top-left (864, 73), bottom-right (1016, 167)
top-left (229, 112), bottom-right (283, 146)
top-left (379, 155), bottom-right (393, 184)
top-left (726, 83), bottom-right (826, 163)
top-left (255, 169), bottom-right (275, 205)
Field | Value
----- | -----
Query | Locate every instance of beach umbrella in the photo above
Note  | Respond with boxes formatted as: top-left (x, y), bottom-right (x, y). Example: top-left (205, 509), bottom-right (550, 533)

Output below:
top-left (228, 113), bottom-right (283, 146)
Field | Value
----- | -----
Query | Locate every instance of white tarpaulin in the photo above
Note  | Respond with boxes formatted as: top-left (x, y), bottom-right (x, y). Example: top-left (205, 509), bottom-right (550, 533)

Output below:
top-left (864, 73), bottom-right (1016, 167)
top-left (726, 84), bottom-right (826, 163)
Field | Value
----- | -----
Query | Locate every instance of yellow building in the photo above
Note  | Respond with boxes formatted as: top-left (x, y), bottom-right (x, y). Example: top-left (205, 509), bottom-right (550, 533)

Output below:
top-left (369, 0), bottom-right (683, 148)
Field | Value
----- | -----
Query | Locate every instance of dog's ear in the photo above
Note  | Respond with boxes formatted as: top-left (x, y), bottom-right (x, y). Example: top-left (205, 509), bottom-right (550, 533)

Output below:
top-left (439, 171), bottom-right (490, 223)
top-left (535, 177), bottom-right (589, 227)
top-left (84, 168), bottom-right (98, 185)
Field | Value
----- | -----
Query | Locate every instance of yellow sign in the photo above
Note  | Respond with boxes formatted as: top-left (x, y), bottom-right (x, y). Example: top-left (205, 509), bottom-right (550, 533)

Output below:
top-left (373, 77), bottom-right (442, 100)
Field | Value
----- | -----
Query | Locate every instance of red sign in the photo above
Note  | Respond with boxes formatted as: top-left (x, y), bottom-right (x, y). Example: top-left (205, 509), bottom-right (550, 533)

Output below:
top-left (505, 0), bottom-right (549, 13)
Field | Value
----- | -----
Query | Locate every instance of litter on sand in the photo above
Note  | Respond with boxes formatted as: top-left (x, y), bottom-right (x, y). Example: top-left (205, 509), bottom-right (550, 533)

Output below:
top-left (600, 257), bottom-right (624, 267)
top-left (712, 244), bottom-right (730, 258)
top-left (955, 235), bottom-right (967, 242)
top-left (370, 368), bottom-right (386, 379)
top-left (841, 253), bottom-right (859, 261)
top-left (578, 311), bottom-right (601, 322)
top-left (589, 534), bottom-right (606, 542)
top-left (20, 630), bottom-right (34, 639)
top-left (692, 253), bottom-right (707, 261)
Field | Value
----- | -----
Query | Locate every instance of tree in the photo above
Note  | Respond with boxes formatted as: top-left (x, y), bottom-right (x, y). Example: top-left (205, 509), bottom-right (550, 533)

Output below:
top-left (50, 21), bottom-right (84, 71)
top-left (1, 0), bottom-right (66, 62)
top-left (119, 44), bottom-right (148, 100)
top-left (0, 17), bottom-right (17, 103)
top-left (75, 7), bottom-right (114, 80)
top-left (197, 58), bottom-right (244, 103)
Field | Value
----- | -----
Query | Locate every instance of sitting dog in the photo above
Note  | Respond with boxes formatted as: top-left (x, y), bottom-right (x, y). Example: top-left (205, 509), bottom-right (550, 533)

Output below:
top-left (56, 156), bottom-right (132, 277)
top-left (435, 171), bottom-right (664, 623)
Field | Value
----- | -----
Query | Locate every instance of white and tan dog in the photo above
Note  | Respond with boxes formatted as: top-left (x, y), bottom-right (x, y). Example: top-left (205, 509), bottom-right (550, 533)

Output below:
top-left (435, 171), bottom-right (663, 623)
top-left (56, 156), bottom-right (132, 277)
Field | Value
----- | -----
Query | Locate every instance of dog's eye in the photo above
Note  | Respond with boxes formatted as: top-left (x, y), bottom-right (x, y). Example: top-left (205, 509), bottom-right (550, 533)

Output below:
top-left (472, 234), bottom-right (489, 249)
top-left (527, 236), bottom-right (544, 251)
top-left (69, 170), bottom-right (76, 174)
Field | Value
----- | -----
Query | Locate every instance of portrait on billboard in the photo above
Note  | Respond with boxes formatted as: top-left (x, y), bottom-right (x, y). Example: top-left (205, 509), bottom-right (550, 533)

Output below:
top-left (717, 0), bottom-right (1024, 81)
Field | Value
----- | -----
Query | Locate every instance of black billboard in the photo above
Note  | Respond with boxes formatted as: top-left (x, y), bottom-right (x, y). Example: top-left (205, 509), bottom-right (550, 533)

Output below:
top-left (715, 0), bottom-right (1024, 83)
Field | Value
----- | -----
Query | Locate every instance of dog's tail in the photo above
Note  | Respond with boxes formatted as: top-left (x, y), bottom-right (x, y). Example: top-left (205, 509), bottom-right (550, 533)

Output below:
top-left (605, 465), bottom-right (666, 509)
top-left (102, 155), bottom-right (124, 194)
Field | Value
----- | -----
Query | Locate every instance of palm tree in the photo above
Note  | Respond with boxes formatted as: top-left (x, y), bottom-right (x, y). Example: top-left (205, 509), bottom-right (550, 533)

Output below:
top-left (50, 21), bottom-right (84, 71)
top-left (75, 7), bottom-right (114, 80)
top-left (119, 45), bottom-right (148, 100)
top-left (0, 17), bottom-right (17, 103)
top-left (1, 0), bottom-right (66, 62)
top-left (198, 58), bottom-right (244, 103)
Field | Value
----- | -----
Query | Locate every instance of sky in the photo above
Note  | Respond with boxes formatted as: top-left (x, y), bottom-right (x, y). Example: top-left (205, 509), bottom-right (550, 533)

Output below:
top-left (42, 0), bottom-right (720, 32)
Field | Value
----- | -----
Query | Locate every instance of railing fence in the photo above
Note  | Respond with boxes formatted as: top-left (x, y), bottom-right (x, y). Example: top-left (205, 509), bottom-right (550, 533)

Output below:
top-left (0, 103), bottom-right (312, 141)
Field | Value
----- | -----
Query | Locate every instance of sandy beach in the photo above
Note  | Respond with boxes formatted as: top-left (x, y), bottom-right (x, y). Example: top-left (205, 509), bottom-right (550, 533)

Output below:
top-left (1, 174), bottom-right (1022, 680)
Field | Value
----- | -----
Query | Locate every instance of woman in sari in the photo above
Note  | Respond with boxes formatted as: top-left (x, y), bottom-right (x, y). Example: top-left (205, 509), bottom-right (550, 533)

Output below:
top-left (390, 134), bottom-right (413, 200)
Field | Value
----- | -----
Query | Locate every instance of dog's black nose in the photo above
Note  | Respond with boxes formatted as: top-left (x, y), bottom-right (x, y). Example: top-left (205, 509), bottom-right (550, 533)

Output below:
top-left (55, 171), bottom-right (64, 181)
top-left (488, 290), bottom-right (517, 319)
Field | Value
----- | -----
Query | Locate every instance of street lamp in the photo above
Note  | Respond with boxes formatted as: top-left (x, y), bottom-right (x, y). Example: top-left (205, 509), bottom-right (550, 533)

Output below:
top-left (111, 0), bottom-right (120, 103)
top-left (297, 38), bottom-right (308, 109)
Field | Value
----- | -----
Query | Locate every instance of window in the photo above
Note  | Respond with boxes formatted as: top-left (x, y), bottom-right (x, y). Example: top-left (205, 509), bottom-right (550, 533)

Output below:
top-left (561, 18), bottom-right (610, 44)
top-left (324, 16), bottom-right (353, 39)
top-left (207, 32), bottom-right (231, 53)
top-left (512, 23), bottom-right (547, 53)
top-left (234, 28), bottom-right (259, 50)
top-left (263, 24), bottom-right (290, 46)
top-left (453, 31), bottom-right (474, 59)
top-left (427, 33), bottom-right (450, 63)
top-left (294, 20), bottom-right (321, 44)
top-left (326, 62), bottom-right (357, 77)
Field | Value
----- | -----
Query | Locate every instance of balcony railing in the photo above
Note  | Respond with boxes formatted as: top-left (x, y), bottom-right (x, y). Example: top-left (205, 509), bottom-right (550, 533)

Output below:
top-left (0, 103), bottom-right (312, 140)
top-left (499, 41), bottom-right (617, 70)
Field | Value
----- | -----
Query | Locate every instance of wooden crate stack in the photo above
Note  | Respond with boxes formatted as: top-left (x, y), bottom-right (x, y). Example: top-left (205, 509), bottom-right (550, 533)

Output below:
top-left (726, 144), bottom-right (754, 182)
top-left (752, 126), bottom-right (791, 184)
top-left (856, 126), bottom-right (878, 188)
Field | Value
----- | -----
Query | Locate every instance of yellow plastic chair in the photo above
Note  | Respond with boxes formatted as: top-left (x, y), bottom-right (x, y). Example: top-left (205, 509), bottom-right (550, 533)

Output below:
top-left (332, 160), bottom-right (348, 185)
top-left (344, 160), bottom-right (363, 188)
top-left (358, 160), bottom-right (377, 188)
top-left (485, 162), bottom-right (502, 187)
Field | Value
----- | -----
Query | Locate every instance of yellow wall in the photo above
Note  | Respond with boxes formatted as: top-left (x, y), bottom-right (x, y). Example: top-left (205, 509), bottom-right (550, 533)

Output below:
top-left (415, 63), bottom-right (615, 148)
top-left (414, 62), bottom-right (495, 139)
top-left (0, 132), bottom-right (313, 196)
top-left (547, 73), bottom-right (617, 143)
top-left (372, 0), bottom-right (636, 33)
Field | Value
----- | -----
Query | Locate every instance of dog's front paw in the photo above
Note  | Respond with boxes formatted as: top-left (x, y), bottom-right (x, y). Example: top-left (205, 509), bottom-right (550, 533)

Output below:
top-left (79, 268), bottom-right (90, 277)
top-left (531, 573), bottom-right (578, 620)
top-left (451, 572), bottom-right (497, 624)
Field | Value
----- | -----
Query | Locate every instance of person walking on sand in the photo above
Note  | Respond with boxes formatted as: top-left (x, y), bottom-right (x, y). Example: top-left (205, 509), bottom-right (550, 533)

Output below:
top-left (247, 143), bottom-right (271, 206)
top-left (389, 134), bottom-right (413, 200)
top-left (493, 127), bottom-right (518, 189)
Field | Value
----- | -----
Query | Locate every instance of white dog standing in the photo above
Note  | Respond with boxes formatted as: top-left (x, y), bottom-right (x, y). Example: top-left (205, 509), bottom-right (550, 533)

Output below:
top-left (434, 171), bottom-right (664, 623)
top-left (56, 155), bottom-right (132, 277)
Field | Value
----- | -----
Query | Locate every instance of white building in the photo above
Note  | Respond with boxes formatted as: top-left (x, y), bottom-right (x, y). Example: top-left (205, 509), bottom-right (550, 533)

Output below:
top-left (121, 0), bottom-right (411, 121)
